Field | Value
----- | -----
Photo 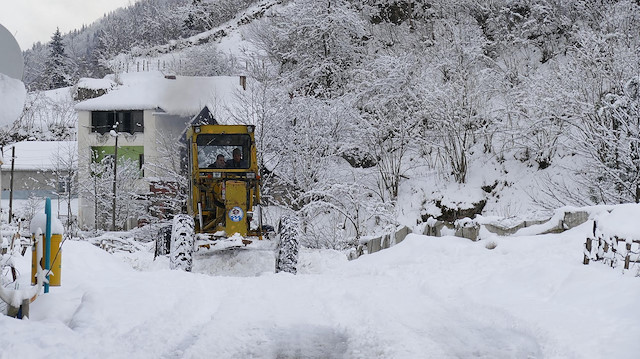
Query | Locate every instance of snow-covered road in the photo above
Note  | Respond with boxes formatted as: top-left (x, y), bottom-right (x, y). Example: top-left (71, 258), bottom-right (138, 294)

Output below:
top-left (1, 221), bottom-right (638, 358)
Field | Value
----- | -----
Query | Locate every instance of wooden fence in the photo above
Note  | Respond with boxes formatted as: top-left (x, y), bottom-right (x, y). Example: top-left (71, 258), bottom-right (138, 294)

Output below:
top-left (584, 222), bottom-right (640, 270)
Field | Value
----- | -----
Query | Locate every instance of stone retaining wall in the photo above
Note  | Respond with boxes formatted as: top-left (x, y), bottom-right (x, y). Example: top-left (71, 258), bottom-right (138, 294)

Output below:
top-left (357, 209), bottom-right (591, 257)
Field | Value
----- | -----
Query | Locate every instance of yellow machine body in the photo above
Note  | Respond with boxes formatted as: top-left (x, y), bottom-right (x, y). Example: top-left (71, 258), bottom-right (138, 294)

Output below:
top-left (186, 124), bottom-right (261, 239)
top-left (31, 233), bottom-right (62, 286)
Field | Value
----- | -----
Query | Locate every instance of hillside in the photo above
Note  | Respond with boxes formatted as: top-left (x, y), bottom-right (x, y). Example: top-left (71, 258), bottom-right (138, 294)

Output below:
top-left (15, 0), bottom-right (640, 247)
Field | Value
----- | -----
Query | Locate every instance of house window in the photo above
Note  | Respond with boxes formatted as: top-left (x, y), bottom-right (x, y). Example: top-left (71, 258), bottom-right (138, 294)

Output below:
top-left (57, 176), bottom-right (70, 193)
top-left (91, 111), bottom-right (144, 135)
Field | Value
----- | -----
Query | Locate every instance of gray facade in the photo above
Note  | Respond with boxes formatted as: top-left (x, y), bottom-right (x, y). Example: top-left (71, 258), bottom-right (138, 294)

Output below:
top-left (1, 169), bottom-right (72, 199)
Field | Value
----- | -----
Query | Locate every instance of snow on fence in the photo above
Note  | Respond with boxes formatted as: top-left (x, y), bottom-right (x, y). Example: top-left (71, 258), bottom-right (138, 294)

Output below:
top-left (110, 59), bottom-right (180, 74)
top-left (584, 234), bottom-right (640, 270)
top-left (583, 207), bottom-right (640, 271)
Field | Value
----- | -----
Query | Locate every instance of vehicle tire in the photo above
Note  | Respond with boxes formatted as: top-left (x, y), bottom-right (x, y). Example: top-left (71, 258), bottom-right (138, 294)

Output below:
top-left (275, 215), bottom-right (300, 274)
top-left (169, 215), bottom-right (196, 271)
top-left (155, 224), bottom-right (172, 258)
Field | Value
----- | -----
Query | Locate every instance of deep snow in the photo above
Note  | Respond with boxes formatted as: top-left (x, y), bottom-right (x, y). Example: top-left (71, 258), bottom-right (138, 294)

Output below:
top-left (1, 217), bottom-right (638, 359)
top-left (0, 73), bottom-right (26, 128)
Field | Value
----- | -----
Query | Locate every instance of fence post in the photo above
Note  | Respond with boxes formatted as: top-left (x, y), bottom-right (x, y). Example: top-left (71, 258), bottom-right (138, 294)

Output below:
top-left (44, 197), bottom-right (52, 294)
top-left (625, 242), bottom-right (631, 270)
top-left (584, 237), bottom-right (592, 265)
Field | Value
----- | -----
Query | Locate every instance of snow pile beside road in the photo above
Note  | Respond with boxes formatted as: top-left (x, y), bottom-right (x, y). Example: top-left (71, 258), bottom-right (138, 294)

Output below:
top-left (1, 219), bottom-right (638, 358)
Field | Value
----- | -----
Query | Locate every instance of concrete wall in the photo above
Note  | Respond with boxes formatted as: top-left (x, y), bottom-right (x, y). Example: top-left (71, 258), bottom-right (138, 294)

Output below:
top-left (0, 169), bottom-right (71, 199)
top-left (357, 210), bottom-right (591, 258)
top-left (360, 225), bottom-right (412, 256)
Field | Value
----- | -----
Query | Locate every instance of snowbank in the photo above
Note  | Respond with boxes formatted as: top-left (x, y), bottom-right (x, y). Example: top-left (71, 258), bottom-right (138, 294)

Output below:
top-left (0, 73), bottom-right (26, 128)
top-left (1, 218), bottom-right (638, 358)
top-left (594, 203), bottom-right (640, 241)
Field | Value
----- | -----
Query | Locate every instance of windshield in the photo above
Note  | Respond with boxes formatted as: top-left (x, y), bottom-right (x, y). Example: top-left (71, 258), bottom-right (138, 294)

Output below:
top-left (196, 134), bottom-right (251, 169)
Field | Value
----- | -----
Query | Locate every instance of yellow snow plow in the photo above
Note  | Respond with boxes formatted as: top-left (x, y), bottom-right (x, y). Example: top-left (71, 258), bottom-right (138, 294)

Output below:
top-left (156, 120), bottom-right (299, 273)
top-left (187, 123), bottom-right (262, 239)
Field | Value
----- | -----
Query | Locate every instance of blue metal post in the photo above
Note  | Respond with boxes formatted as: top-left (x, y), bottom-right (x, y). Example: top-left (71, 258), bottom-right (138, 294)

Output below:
top-left (44, 198), bottom-right (51, 293)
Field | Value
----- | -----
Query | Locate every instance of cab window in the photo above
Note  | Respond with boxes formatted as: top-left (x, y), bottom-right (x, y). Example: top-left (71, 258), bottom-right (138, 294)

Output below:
top-left (196, 134), bottom-right (251, 169)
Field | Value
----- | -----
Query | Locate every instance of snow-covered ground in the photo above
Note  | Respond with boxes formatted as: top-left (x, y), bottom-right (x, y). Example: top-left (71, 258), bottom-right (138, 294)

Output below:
top-left (1, 215), bottom-right (638, 358)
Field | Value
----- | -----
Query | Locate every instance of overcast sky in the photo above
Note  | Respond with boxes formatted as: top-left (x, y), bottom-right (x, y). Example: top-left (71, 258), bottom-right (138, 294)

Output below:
top-left (0, 0), bottom-right (141, 50)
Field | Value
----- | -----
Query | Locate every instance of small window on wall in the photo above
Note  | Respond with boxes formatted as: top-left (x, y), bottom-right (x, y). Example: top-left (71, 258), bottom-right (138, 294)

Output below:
top-left (91, 111), bottom-right (144, 135)
top-left (57, 177), bottom-right (69, 193)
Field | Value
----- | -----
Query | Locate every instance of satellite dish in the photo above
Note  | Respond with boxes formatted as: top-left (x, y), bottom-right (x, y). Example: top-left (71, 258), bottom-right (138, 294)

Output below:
top-left (0, 23), bottom-right (24, 80)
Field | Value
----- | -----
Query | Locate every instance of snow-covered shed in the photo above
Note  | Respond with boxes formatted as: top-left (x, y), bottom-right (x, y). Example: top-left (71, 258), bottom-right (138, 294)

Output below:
top-left (74, 71), bottom-right (246, 229)
top-left (0, 140), bottom-right (77, 200)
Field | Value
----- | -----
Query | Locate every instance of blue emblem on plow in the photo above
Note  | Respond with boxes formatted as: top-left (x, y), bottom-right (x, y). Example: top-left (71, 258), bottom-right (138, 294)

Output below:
top-left (229, 206), bottom-right (244, 222)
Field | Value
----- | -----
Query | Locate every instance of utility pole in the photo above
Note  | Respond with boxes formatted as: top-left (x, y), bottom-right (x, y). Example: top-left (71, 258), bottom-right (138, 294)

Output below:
top-left (8, 146), bottom-right (15, 224)
top-left (112, 129), bottom-right (118, 231)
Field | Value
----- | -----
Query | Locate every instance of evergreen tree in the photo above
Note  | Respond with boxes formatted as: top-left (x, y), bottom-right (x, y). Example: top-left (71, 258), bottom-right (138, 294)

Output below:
top-left (45, 28), bottom-right (72, 89)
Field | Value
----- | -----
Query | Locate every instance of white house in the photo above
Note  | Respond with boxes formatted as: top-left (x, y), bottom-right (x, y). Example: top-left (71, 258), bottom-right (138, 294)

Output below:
top-left (74, 72), bottom-right (247, 230)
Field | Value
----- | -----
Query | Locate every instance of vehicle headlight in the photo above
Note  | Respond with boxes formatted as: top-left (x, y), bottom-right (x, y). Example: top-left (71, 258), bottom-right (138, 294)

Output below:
top-left (246, 172), bottom-right (256, 179)
top-left (212, 172), bottom-right (222, 178)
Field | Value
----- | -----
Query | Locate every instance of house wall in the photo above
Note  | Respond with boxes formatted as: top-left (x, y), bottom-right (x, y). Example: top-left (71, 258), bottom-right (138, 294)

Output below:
top-left (0, 169), bottom-right (67, 199)
top-left (77, 110), bottom-right (150, 229)
top-left (77, 109), bottom-right (190, 230)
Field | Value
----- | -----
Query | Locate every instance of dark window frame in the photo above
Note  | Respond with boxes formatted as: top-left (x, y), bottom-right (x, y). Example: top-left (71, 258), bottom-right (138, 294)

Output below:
top-left (91, 111), bottom-right (144, 135)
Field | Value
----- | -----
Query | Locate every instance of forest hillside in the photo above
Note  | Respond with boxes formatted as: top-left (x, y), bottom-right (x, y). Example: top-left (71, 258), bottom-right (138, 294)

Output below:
top-left (14, 0), bottom-right (640, 247)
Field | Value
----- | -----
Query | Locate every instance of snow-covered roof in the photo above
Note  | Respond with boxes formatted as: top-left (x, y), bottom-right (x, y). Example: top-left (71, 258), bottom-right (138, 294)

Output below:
top-left (75, 72), bottom-right (245, 117)
top-left (76, 77), bottom-right (117, 91)
top-left (0, 140), bottom-right (77, 171)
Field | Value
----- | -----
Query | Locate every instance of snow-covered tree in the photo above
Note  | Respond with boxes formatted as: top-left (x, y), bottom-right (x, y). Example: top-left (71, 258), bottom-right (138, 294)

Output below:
top-left (79, 149), bottom-right (146, 231)
top-left (175, 43), bottom-right (238, 76)
top-left (182, 0), bottom-right (215, 34)
top-left (250, 0), bottom-right (368, 98)
top-left (421, 15), bottom-right (496, 183)
top-left (576, 77), bottom-right (640, 204)
top-left (143, 130), bottom-right (189, 222)
top-left (350, 53), bottom-right (425, 199)
top-left (47, 142), bottom-right (78, 234)
top-left (45, 28), bottom-right (74, 89)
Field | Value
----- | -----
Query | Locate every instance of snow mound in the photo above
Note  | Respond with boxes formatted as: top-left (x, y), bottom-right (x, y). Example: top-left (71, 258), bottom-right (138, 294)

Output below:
top-left (595, 203), bottom-right (640, 241)
top-left (0, 73), bottom-right (26, 128)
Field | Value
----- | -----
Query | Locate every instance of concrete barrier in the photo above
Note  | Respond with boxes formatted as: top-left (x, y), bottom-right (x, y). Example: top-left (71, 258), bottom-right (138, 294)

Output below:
top-left (455, 225), bottom-right (480, 241)
top-left (394, 226), bottom-right (411, 244)
top-left (356, 209), bottom-right (593, 259)
top-left (361, 225), bottom-right (412, 256)
top-left (366, 235), bottom-right (382, 254)
top-left (563, 211), bottom-right (589, 229)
